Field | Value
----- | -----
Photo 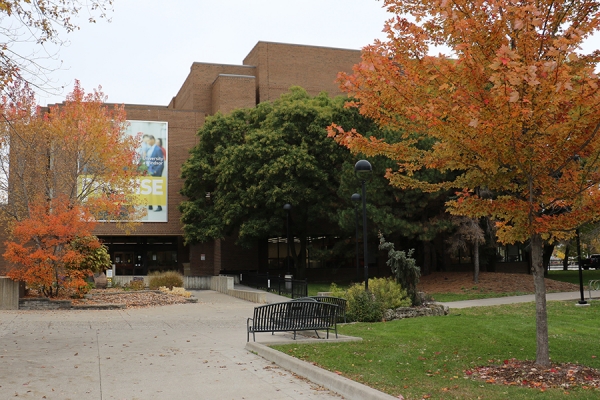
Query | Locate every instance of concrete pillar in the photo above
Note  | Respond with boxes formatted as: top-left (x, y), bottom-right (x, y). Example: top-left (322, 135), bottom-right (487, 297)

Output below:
top-left (0, 277), bottom-right (20, 310)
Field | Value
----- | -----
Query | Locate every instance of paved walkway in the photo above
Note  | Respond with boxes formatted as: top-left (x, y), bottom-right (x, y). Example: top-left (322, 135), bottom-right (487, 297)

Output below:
top-left (2, 287), bottom-right (591, 400)
top-left (438, 291), bottom-right (587, 309)
top-left (0, 290), bottom-right (345, 400)
top-left (234, 283), bottom-right (294, 304)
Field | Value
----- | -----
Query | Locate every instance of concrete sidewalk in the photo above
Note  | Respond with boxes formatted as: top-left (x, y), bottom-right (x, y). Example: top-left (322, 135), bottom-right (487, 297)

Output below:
top-left (0, 290), bottom-right (353, 400)
top-left (437, 291), bottom-right (587, 309)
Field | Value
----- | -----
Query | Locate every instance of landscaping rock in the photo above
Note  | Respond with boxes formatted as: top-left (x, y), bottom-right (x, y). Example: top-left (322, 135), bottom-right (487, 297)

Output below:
top-left (383, 304), bottom-right (449, 321)
top-left (93, 272), bottom-right (107, 289)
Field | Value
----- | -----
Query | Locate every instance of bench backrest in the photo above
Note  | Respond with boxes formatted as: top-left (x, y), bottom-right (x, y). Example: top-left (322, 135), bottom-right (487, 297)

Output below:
top-left (311, 296), bottom-right (346, 309)
top-left (252, 301), bottom-right (338, 331)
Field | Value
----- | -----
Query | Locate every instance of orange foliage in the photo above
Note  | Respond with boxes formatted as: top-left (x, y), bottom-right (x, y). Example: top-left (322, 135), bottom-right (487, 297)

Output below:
top-left (329, 0), bottom-right (600, 366)
top-left (0, 80), bottom-right (142, 296)
top-left (0, 80), bottom-right (142, 222)
top-left (330, 0), bottom-right (600, 244)
top-left (4, 197), bottom-right (98, 297)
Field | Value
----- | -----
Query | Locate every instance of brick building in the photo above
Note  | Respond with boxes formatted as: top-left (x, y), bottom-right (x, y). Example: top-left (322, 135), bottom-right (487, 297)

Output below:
top-left (94, 42), bottom-right (363, 277)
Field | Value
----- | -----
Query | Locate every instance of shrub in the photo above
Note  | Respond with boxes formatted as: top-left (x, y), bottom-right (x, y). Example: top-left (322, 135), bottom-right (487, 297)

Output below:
top-left (126, 279), bottom-right (146, 291)
top-left (148, 270), bottom-right (184, 290)
top-left (346, 289), bottom-right (382, 322)
top-left (329, 282), bottom-right (346, 298)
top-left (329, 278), bottom-right (411, 322)
top-left (368, 277), bottom-right (412, 310)
top-left (159, 286), bottom-right (191, 298)
top-left (379, 235), bottom-right (421, 306)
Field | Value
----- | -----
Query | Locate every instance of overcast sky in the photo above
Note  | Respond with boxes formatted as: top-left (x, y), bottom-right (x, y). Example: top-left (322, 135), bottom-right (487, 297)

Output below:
top-left (37, 0), bottom-right (391, 106)
top-left (35, 0), bottom-right (600, 107)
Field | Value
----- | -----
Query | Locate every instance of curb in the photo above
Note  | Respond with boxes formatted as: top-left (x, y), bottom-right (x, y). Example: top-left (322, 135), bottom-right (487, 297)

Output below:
top-left (246, 339), bottom-right (398, 400)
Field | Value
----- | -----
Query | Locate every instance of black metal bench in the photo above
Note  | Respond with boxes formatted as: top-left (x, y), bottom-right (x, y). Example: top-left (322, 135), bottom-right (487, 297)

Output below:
top-left (291, 296), bottom-right (347, 323)
top-left (247, 301), bottom-right (338, 342)
top-left (309, 296), bottom-right (347, 323)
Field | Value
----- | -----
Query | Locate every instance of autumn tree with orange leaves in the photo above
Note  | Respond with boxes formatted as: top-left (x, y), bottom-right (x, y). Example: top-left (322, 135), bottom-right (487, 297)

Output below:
top-left (329, 0), bottom-right (600, 366)
top-left (0, 80), bottom-right (140, 296)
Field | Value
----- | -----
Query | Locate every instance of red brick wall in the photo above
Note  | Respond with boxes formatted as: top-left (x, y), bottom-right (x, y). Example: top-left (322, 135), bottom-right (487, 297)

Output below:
top-left (211, 74), bottom-right (256, 114)
top-left (168, 63), bottom-right (257, 113)
top-left (243, 41), bottom-right (362, 103)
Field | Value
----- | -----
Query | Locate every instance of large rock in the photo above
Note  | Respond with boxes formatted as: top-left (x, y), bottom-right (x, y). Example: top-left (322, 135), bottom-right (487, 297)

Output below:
top-left (383, 304), bottom-right (449, 321)
top-left (94, 273), bottom-right (107, 289)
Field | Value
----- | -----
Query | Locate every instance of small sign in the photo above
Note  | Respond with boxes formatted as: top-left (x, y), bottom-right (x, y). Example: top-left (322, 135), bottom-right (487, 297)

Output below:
top-left (106, 270), bottom-right (113, 278)
top-left (201, 254), bottom-right (206, 261)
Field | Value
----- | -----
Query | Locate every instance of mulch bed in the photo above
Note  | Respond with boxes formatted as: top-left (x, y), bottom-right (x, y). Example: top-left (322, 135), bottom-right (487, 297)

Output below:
top-left (466, 358), bottom-right (600, 392)
top-left (418, 272), bottom-right (580, 294)
top-left (23, 288), bottom-right (197, 309)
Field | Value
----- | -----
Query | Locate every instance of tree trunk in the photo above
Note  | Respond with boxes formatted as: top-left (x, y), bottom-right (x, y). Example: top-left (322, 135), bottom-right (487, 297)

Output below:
top-left (473, 242), bottom-right (480, 283)
top-left (563, 243), bottom-right (570, 271)
top-left (543, 243), bottom-right (554, 277)
top-left (531, 233), bottom-right (550, 367)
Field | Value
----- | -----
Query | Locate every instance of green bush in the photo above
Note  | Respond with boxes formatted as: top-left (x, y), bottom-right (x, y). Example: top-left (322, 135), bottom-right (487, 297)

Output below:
top-left (329, 278), bottom-right (411, 322)
top-left (346, 289), bottom-right (382, 322)
top-left (148, 271), bottom-right (184, 290)
top-left (368, 277), bottom-right (412, 309)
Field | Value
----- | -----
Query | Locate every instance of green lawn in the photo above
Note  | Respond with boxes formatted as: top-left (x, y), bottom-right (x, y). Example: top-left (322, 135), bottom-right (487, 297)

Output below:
top-left (307, 283), bottom-right (350, 297)
top-left (548, 270), bottom-right (600, 285)
top-left (431, 291), bottom-right (531, 302)
top-left (273, 301), bottom-right (600, 399)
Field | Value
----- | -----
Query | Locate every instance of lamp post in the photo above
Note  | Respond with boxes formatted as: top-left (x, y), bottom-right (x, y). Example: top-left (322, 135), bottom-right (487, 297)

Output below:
top-left (283, 204), bottom-right (292, 274)
top-left (354, 160), bottom-right (373, 291)
top-left (351, 193), bottom-right (361, 281)
top-left (575, 228), bottom-right (588, 305)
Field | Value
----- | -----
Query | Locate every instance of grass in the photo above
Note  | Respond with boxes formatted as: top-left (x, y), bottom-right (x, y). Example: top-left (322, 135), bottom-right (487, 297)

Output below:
top-left (431, 291), bottom-right (530, 302)
top-left (548, 270), bottom-right (600, 285)
top-left (273, 301), bottom-right (600, 400)
top-left (307, 282), bottom-right (350, 297)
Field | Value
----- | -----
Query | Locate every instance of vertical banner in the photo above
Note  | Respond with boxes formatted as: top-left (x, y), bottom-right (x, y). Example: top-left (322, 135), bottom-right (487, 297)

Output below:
top-left (127, 120), bottom-right (168, 222)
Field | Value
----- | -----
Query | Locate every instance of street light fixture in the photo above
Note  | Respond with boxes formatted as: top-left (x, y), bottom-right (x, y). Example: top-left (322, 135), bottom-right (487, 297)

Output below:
top-left (351, 193), bottom-right (361, 281)
top-left (354, 160), bottom-right (373, 291)
top-left (283, 204), bottom-right (292, 274)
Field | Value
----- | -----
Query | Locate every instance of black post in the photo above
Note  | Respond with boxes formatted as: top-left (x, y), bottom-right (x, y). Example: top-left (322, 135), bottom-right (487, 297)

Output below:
top-left (283, 204), bottom-right (292, 274)
top-left (355, 206), bottom-right (360, 281)
top-left (361, 180), bottom-right (369, 291)
top-left (576, 229), bottom-right (587, 305)
top-left (354, 160), bottom-right (372, 292)
top-left (351, 193), bottom-right (361, 282)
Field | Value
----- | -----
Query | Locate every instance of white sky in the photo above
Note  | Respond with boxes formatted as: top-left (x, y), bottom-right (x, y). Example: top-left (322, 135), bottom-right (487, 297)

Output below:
top-left (33, 0), bottom-right (600, 107)
top-left (37, 0), bottom-right (391, 106)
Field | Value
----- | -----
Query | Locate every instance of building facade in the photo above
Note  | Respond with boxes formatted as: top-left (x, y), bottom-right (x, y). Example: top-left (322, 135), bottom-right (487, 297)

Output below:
top-left (95, 42), bottom-right (363, 277)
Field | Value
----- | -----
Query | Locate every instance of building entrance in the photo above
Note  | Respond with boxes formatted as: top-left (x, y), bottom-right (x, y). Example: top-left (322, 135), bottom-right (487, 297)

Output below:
top-left (100, 236), bottom-right (188, 276)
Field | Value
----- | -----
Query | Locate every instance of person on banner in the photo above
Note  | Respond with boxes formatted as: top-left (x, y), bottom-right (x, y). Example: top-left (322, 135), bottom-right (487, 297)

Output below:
top-left (145, 135), bottom-right (165, 212)
top-left (157, 138), bottom-right (166, 159)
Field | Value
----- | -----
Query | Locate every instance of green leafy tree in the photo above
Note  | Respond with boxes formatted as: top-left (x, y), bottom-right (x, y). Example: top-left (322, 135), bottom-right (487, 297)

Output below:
top-left (181, 87), bottom-right (455, 276)
top-left (180, 88), bottom-right (353, 277)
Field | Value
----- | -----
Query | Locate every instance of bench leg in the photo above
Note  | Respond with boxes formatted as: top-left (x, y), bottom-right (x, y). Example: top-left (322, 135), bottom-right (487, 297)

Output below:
top-left (314, 330), bottom-right (321, 339)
